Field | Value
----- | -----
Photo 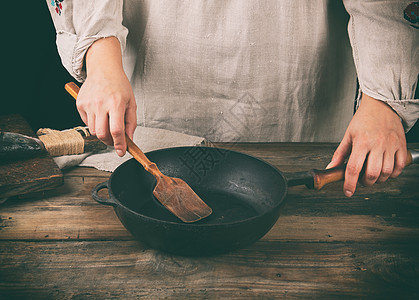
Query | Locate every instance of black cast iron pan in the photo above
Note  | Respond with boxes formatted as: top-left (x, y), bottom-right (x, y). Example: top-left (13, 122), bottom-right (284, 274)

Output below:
top-left (92, 146), bottom-right (417, 256)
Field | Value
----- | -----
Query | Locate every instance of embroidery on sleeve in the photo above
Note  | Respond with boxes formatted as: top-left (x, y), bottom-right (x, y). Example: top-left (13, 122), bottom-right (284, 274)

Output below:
top-left (51, 0), bottom-right (64, 16)
top-left (404, 2), bottom-right (419, 29)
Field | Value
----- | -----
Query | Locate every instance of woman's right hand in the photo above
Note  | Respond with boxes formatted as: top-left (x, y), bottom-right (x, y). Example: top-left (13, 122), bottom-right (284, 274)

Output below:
top-left (76, 37), bottom-right (137, 157)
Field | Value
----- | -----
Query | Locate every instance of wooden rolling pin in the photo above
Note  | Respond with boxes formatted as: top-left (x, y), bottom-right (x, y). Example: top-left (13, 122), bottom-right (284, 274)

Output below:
top-left (0, 129), bottom-right (106, 162)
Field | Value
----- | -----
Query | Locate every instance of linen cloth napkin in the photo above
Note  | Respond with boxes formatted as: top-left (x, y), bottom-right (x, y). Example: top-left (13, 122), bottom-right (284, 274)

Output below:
top-left (53, 126), bottom-right (207, 172)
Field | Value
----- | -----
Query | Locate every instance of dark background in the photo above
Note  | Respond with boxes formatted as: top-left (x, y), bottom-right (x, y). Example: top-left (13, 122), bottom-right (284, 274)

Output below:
top-left (3, 2), bottom-right (82, 131)
top-left (2, 2), bottom-right (418, 142)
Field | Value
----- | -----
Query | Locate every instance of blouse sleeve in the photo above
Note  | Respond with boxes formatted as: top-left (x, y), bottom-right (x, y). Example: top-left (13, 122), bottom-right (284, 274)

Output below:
top-left (343, 0), bottom-right (419, 131)
top-left (46, 0), bottom-right (128, 82)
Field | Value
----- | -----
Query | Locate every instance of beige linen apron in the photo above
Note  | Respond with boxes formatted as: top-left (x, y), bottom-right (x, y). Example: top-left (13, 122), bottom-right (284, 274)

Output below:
top-left (125, 0), bottom-right (357, 142)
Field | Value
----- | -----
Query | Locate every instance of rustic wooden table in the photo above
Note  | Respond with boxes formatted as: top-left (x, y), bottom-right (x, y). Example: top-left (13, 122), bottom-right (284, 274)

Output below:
top-left (1, 143), bottom-right (418, 299)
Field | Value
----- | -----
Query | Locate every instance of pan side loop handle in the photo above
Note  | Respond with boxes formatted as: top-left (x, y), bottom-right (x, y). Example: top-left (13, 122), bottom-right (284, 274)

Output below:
top-left (92, 181), bottom-right (117, 206)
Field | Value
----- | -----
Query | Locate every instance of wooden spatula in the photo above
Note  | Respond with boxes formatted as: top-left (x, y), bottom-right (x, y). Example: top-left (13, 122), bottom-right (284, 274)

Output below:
top-left (65, 82), bottom-right (212, 223)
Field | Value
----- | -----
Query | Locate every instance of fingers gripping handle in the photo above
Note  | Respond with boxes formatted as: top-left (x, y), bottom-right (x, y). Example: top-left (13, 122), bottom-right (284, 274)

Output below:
top-left (312, 150), bottom-right (415, 190)
top-left (65, 82), bottom-right (164, 180)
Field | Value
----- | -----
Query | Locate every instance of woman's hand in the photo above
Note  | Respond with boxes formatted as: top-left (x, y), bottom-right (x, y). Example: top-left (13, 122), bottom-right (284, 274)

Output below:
top-left (76, 37), bottom-right (137, 157)
top-left (327, 93), bottom-right (407, 197)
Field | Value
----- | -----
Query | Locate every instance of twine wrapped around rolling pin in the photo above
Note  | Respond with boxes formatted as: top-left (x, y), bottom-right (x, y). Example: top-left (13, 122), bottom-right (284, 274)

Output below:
top-left (37, 127), bottom-right (97, 156)
top-left (0, 128), bottom-right (106, 162)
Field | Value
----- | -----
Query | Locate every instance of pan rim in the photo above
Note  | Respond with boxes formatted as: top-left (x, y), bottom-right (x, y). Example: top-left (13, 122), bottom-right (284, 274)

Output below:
top-left (107, 146), bottom-right (288, 227)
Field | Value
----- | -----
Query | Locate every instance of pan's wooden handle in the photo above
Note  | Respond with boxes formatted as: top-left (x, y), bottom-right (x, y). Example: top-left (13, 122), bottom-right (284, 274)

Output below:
top-left (310, 165), bottom-right (346, 190)
top-left (65, 82), bottom-right (162, 178)
top-left (312, 150), bottom-right (415, 190)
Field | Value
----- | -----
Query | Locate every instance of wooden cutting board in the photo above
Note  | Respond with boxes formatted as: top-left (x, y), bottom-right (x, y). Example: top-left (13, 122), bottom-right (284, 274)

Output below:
top-left (0, 114), bottom-right (63, 200)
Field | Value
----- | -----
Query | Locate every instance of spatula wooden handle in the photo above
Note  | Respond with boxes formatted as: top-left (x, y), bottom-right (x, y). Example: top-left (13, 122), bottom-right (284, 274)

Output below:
top-left (65, 82), bottom-right (80, 100)
top-left (124, 134), bottom-right (163, 178)
top-left (311, 150), bottom-right (415, 190)
top-left (65, 82), bottom-right (162, 178)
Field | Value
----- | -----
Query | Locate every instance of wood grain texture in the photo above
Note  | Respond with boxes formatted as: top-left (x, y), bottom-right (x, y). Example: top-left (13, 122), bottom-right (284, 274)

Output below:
top-left (0, 115), bottom-right (63, 199)
top-left (0, 142), bottom-right (418, 299)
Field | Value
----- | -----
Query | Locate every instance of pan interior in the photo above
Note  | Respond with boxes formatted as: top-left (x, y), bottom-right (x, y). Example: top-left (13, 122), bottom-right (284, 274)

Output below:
top-left (110, 147), bottom-right (286, 225)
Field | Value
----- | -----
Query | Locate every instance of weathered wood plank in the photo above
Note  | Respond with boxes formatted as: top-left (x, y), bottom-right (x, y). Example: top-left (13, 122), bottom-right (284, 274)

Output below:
top-left (0, 240), bottom-right (418, 299)
top-left (1, 199), bottom-right (419, 243)
top-left (1, 174), bottom-right (418, 243)
top-left (0, 142), bottom-right (418, 299)
top-left (0, 114), bottom-right (63, 199)
top-left (1, 143), bottom-right (418, 243)
top-left (0, 175), bottom-right (129, 240)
